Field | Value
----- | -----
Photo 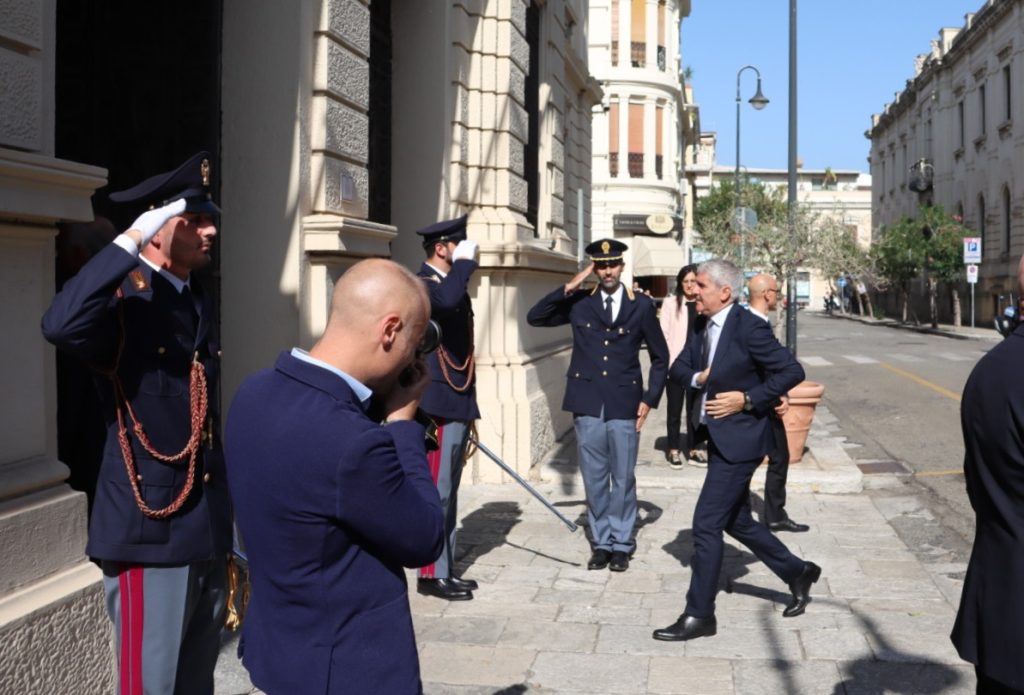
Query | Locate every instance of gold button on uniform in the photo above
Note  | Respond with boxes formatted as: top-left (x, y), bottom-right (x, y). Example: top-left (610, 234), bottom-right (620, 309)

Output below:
top-left (603, 340), bottom-right (609, 346)
top-left (602, 370), bottom-right (608, 376)
top-left (136, 474), bottom-right (143, 482)
top-left (157, 347), bottom-right (166, 355)
top-left (603, 355), bottom-right (608, 361)
top-left (203, 472), bottom-right (211, 483)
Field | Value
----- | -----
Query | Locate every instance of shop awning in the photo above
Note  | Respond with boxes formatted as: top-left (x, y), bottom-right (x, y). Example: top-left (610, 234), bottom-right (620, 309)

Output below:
top-left (631, 236), bottom-right (687, 277)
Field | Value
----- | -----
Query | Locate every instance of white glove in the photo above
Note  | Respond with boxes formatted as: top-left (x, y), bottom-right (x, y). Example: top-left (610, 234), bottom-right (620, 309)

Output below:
top-left (452, 239), bottom-right (478, 262)
top-left (128, 198), bottom-right (187, 247)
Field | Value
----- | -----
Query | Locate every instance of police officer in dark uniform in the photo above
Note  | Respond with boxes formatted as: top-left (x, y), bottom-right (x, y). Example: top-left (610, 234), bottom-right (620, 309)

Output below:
top-left (414, 215), bottom-right (481, 601)
top-left (42, 152), bottom-right (232, 695)
top-left (527, 239), bottom-right (669, 572)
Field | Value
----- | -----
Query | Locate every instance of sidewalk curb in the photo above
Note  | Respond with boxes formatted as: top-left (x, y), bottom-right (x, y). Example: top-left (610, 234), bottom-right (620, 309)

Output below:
top-left (539, 422), bottom-right (864, 495)
top-left (823, 310), bottom-right (996, 342)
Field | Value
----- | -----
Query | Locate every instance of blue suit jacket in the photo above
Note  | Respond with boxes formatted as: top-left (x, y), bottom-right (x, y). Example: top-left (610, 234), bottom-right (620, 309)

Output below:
top-left (418, 260), bottom-right (480, 422)
top-left (527, 285), bottom-right (669, 419)
top-left (41, 243), bottom-right (232, 564)
top-left (670, 304), bottom-right (804, 462)
top-left (952, 323), bottom-right (1024, 688)
top-left (225, 352), bottom-right (444, 695)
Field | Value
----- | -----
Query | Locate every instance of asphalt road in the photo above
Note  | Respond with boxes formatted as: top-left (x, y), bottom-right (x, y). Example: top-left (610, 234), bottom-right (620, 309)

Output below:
top-left (793, 311), bottom-right (1002, 591)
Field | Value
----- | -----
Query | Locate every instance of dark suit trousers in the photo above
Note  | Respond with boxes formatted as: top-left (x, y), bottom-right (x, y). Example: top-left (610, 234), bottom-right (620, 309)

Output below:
top-left (762, 416), bottom-right (791, 524)
top-left (685, 439), bottom-right (805, 619)
top-left (665, 378), bottom-right (687, 452)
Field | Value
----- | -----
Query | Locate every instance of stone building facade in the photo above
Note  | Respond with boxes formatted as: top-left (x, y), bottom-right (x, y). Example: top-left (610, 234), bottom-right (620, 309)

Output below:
top-left (1, 0), bottom-right (599, 688)
top-left (588, 0), bottom-right (694, 296)
top-left (868, 0), bottom-right (1024, 324)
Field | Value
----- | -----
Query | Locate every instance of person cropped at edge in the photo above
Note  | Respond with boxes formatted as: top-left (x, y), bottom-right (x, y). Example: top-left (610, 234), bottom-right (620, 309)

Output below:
top-left (41, 151), bottom-right (231, 695)
top-left (527, 238), bottom-right (668, 573)
top-left (224, 259), bottom-right (444, 694)
top-left (659, 264), bottom-right (698, 469)
top-left (746, 273), bottom-right (809, 534)
top-left (652, 259), bottom-right (820, 642)
top-left (951, 254), bottom-right (1024, 694)
top-left (413, 215), bottom-right (481, 601)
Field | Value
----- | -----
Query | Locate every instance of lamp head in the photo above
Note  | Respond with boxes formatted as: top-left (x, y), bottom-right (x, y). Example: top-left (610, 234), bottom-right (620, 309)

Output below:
top-left (749, 80), bottom-right (769, 110)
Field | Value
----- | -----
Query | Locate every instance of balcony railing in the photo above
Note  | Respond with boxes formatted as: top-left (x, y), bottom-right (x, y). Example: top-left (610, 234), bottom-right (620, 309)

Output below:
top-left (611, 43), bottom-right (618, 66)
top-left (631, 42), bottom-right (645, 68)
top-left (609, 152), bottom-right (619, 178)
top-left (628, 152), bottom-right (643, 178)
top-left (657, 46), bottom-right (666, 71)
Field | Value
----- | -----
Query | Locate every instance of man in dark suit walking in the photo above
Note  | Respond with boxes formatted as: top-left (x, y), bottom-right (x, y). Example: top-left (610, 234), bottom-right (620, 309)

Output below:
top-left (413, 215), bottom-right (482, 601)
top-left (527, 239), bottom-right (668, 573)
top-left (951, 255), bottom-right (1024, 693)
top-left (225, 259), bottom-right (444, 694)
top-left (652, 259), bottom-right (820, 642)
top-left (746, 273), bottom-right (809, 533)
top-left (42, 152), bottom-right (232, 694)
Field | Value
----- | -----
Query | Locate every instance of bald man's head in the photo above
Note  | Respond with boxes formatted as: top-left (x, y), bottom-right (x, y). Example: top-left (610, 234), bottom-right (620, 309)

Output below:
top-left (327, 258), bottom-right (429, 335)
top-left (747, 273), bottom-right (779, 312)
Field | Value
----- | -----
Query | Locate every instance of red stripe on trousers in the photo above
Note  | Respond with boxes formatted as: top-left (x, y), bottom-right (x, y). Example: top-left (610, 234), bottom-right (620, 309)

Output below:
top-left (118, 565), bottom-right (145, 695)
top-left (419, 419), bottom-right (446, 578)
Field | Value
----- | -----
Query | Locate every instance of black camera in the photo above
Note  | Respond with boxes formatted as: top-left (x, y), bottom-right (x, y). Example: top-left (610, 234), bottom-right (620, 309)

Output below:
top-left (417, 319), bottom-right (442, 356)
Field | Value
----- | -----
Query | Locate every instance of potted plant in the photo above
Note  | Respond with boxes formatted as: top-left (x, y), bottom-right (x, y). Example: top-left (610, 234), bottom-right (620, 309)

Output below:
top-left (781, 381), bottom-right (825, 463)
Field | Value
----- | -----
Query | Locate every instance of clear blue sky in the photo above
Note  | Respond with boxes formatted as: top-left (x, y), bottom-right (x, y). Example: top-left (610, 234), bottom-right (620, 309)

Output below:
top-left (683, 1), bottom-right (980, 172)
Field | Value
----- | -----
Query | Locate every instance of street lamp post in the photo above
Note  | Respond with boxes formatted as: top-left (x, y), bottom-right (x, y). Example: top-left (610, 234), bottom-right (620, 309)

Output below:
top-left (735, 64), bottom-right (769, 268)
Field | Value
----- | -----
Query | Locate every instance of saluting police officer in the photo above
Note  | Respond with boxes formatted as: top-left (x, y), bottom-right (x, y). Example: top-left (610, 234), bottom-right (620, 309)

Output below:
top-left (414, 215), bottom-right (481, 601)
top-left (527, 239), bottom-right (669, 572)
top-left (42, 152), bottom-right (232, 695)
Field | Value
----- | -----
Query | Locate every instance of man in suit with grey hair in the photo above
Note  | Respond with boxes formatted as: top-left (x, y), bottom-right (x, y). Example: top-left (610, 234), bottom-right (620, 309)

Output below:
top-left (653, 258), bottom-right (820, 642)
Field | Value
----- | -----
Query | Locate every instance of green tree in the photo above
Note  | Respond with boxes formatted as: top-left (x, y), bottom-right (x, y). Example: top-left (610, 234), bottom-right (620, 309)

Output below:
top-left (695, 179), bottom-right (868, 323)
top-left (918, 204), bottom-right (973, 327)
top-left (874, 217), bottom-right (925, 323)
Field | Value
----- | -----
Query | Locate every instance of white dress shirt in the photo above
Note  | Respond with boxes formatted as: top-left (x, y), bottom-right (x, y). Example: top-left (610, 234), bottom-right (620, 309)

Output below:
top-left (694, 302), bottom-right (736, 422)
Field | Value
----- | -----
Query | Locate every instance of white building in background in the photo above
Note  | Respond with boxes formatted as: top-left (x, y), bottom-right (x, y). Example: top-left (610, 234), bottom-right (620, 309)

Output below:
top-left (868, 0), bottom-right (1024, 325)
top-left (692, 133), bottom-right (873, 311)
top-left (588, 0), bottom-right (697, 297)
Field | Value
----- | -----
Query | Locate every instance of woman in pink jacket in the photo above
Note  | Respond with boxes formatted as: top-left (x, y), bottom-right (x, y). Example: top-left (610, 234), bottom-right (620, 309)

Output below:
top-left (659, 264), bottom-right (699, 468)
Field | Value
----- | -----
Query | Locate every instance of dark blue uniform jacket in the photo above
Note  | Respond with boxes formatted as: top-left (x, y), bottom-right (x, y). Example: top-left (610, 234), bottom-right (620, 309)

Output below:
top-left (418, 260), bottom-right (480, 422)
top-left (41, 243), bottom-right (232, 564)
top-left (225, 352), bottom-right (444, 695)
top-left (669, 304), bottom-right (804, 463)
top-left (527, 284), bottom-right (669, 420)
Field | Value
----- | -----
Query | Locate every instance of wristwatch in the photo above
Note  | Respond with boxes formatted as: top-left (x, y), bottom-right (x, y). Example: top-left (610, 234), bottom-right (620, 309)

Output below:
top-left (742, 392), bottom-right (753, 412)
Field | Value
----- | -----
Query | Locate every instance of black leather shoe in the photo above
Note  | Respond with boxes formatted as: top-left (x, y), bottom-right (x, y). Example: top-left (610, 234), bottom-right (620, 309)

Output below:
top-left (652, 614), bottom-right (717, 641)
top-left (783, 561), bottom-right (821, 617)
top-left (588, 549), bottom-right (612, 570)
top-left (768, 518), bottom-right (810, 533)
top-left (417, 578), bottom-right (473, 601)
top-left (609, 551), bottom-right (629, 572)
top-left (448, 576), bottom-right (478, 591)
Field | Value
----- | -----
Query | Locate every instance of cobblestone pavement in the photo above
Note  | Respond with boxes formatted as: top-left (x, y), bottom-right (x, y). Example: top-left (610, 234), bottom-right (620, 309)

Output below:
top-left (216, 400), bottom-right (972, 694)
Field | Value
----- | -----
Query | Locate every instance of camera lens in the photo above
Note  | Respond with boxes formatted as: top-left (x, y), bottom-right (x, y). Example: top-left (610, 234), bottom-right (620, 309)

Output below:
top-left (416, 320), bottom-right (442, 356)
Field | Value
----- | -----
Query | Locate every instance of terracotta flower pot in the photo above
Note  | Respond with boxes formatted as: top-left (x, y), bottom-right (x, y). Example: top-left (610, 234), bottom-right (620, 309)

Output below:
top-left (780, 380), bottom-right (825, 463)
